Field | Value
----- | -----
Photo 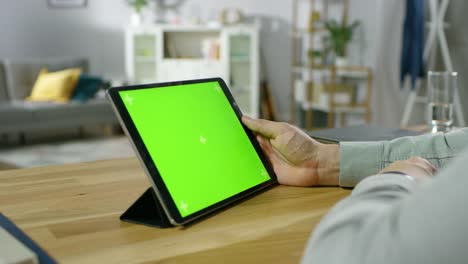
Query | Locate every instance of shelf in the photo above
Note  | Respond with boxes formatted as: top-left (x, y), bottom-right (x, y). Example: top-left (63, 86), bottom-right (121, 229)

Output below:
top-left (135, 57), bottom-right (156, 63)
top-left (293, 65), bottom-right (370, 78)
top-left (293, 64), bottom-right (329, 70)
top-left (290, 0), bottom-right (372, 129)
top-left (292, 28), bottom-right (327, 37)
top-left (230, 56), bottom-right (250, 63)
top-left (294, 64), bottom-right (371, 71)
top-left (126, 24), bottom-right (260, 118)
top-left (300, 101), bottom-right (368, 113)
top-left (161, 58), bottom-right (221, 63)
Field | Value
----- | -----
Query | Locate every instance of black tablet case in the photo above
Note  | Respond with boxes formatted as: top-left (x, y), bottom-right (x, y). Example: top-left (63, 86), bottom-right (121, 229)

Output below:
top-left (120, 188), bottom-right (174, 228)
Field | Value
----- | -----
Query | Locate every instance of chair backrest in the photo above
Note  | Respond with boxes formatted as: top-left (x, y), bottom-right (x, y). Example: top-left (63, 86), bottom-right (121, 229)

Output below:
top-left (3, 58), bottom-right (89, 100)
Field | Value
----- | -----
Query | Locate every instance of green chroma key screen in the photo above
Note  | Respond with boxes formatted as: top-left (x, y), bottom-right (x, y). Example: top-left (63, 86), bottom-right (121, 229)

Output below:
top-left (119, 81), bottom-right (271, 217)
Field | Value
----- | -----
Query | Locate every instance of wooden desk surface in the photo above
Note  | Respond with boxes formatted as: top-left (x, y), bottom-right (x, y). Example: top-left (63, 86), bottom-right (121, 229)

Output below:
top-left (0, 158), bottom-right (350, 263)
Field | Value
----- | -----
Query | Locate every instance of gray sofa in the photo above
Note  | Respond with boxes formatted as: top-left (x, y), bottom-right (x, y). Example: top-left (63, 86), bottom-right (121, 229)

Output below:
top-left (0, 58), bottom-right (117, 138)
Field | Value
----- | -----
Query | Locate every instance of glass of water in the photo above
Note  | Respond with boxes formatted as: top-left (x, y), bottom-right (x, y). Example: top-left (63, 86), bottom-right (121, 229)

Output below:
top-left (427, 71), bottom-right (457, 133)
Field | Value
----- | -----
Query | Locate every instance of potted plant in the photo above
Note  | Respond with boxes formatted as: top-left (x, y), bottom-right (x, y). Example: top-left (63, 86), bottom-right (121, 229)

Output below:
top-left (127, 0), bottom-right (149, 26)
top-left (325, 19), bottom-right (360, 67)
top-left (307, 49), bottom-right (323, 66)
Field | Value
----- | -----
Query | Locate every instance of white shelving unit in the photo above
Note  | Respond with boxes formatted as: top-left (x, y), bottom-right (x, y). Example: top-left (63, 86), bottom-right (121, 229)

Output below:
top-left (125, 24), bottom-right (260, 117)
top-left (290, 0), bottom-right (372, 129)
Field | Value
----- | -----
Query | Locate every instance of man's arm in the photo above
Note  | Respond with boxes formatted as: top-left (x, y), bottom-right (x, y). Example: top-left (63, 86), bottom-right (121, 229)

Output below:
top-left (302, 148), bottom-right (468, 264)
top-left (339, 127), bottom-right (468, 187)
top-left (242, 116), bottom-right (468, 187)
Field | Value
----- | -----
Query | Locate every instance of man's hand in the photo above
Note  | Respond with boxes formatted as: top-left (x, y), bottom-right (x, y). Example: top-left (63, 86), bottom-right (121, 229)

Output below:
top-left (379, 156), bottom-right (436, 182)
top-left (242, 116), bottom-right (339, 186)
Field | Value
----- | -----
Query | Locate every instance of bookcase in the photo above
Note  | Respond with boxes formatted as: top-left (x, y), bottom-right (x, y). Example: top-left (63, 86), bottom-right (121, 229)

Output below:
top-left (290, 0), bottom-right (372, 129)
top-left (125, 24), bottom-right (260, 117)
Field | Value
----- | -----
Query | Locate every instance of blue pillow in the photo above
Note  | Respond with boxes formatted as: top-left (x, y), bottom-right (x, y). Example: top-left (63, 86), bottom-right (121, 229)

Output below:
top-left (71, 74), bottom-right (103, 102)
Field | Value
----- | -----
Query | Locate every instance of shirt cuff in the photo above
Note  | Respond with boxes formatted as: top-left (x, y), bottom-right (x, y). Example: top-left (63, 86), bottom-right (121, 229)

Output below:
top-left (339, 141), bottom-right (384, 187)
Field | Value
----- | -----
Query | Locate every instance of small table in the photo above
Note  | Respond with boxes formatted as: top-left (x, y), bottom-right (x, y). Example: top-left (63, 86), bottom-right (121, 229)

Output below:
top-left (0, 158), bottom-right (349, 263)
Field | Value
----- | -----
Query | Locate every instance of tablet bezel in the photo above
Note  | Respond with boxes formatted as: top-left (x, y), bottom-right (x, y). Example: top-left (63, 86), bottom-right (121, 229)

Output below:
top-left (107, 77), bottom-right (278, 226)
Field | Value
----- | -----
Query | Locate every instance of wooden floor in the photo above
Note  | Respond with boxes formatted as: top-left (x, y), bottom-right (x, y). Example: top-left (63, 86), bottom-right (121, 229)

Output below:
top-left (0, 135), bottom-right (133, 169)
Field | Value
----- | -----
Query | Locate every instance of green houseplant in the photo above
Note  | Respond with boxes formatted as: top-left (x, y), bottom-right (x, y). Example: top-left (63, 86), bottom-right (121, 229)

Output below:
top-left (127, 0), bottom-right (149, 26)
top-left (325, 19), bottom-right (360, 65)
top-left (127, 0), bottom-right (149, 13)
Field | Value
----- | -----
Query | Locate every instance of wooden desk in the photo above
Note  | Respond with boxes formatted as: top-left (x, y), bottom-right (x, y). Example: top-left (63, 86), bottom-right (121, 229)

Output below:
top-left (0, 158), bottom-right (350, 263)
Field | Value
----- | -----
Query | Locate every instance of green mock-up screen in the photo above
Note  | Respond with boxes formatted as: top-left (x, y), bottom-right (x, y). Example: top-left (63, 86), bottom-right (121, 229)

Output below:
top-left (119, 81), bottom-right (271, 217)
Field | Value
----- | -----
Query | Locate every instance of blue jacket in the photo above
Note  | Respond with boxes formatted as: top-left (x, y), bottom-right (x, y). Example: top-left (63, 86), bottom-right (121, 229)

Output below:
top-left (401, 0), bottom-right (425, 89)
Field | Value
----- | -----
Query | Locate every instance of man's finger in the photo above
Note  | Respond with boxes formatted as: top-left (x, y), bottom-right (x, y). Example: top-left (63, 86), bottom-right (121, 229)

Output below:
top-left (418, 158), bottom-right (437, 174)
top-left (409, 156), bottom-right (437, 174)
top-left (422, 159), bottom-right (437, 174)
top-left (414, 163), bottom-right (435, 177)
top-left (242, 116), bottom-right (284, 139)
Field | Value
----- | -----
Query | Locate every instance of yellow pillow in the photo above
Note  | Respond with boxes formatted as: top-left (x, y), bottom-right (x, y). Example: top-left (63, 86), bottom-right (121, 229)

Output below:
top-left (27, 68), bottom-right (82, 102)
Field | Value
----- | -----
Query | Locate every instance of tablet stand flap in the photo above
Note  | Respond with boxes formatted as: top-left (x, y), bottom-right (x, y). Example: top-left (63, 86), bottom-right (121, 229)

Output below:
top-left (120, 187), bottom-right (174, 228)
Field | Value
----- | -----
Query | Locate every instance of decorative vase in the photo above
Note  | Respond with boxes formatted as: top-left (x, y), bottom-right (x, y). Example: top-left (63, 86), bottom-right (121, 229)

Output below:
top-left (130, 11), bottom-right (142, 26)
top-left (335, 56), bottom-right (348, 67)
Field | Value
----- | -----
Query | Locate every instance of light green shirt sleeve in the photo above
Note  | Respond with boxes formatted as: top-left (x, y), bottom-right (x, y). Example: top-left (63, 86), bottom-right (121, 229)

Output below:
top-left (302, 147), bottom-right (468, 263)
top-left (338, 127), bottom-right (468, 187)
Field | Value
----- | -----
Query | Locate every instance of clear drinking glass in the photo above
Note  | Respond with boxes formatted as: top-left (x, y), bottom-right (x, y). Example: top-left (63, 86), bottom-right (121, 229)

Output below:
top-left (427, 71), bottom-right (457, 133)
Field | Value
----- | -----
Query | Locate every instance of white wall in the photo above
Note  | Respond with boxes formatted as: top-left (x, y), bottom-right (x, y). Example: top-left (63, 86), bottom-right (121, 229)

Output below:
top-left (0, 1), bottom-right (129, 78)
top-left (446, 0), bottom-right (468, 126)
top-left (0, 0), bottom-right (380, 122)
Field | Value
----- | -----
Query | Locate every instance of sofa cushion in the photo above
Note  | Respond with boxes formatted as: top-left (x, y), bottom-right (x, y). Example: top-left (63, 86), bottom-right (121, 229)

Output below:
top-left (30, 99), bottom-right (114, 121)
top-left (0, 103), bottom-right (35, 133)
top-left (0, 104), bottom-right (34, 123)
top-left (0, 99), bottom-right (116, 133)
top-left (28, 68), bottom-right (81, 102)
top-left (3, 58), bottom-right (89, 100)
top-left (71, 74), bottom-right (104, 102)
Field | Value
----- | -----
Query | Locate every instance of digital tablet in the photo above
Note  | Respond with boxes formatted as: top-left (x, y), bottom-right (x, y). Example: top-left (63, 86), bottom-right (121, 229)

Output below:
top-left (107, 78), bottom-right (277, 226)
